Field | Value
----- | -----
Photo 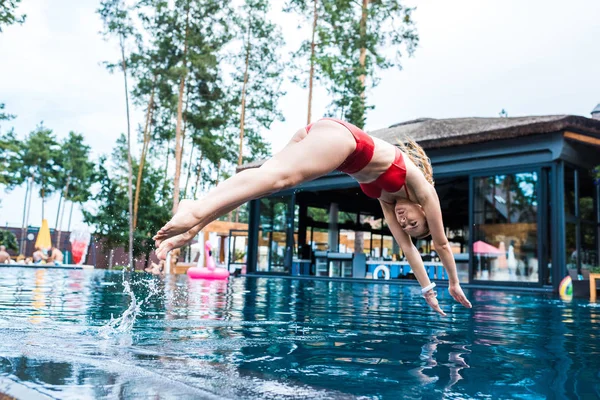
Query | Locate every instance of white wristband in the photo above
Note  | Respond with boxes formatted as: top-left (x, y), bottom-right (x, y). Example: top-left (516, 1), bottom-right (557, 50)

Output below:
top-left (421, 282), bottom-right (436, 294)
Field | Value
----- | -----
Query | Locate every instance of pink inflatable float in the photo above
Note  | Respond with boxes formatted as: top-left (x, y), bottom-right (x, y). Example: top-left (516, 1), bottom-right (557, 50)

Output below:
top-left (187, 241), bottom-right (230, 280)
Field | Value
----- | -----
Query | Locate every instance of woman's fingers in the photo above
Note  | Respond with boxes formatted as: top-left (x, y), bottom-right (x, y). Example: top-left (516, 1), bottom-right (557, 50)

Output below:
top-left (457, 295), bottom-right (472, 308)
top-left (423, 291), bottom-right (447, 317)
top-left (449, 285), bottom-right (473, 308)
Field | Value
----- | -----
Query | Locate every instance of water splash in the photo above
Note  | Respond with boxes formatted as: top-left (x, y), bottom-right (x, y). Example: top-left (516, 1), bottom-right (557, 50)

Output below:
top-left (98, 275), bottom-right (160, 339)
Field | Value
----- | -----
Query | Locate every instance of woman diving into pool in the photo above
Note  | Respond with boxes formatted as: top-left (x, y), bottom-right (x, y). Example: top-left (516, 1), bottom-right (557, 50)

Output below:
top-left (153, 118), bottom-right (472, 316)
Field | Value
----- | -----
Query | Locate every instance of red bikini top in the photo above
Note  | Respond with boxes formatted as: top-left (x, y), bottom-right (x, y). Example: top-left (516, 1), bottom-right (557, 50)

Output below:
top-left (305, 118), bottom-right (407, 199)
top-left (359, 147), bottom-right (408, 199)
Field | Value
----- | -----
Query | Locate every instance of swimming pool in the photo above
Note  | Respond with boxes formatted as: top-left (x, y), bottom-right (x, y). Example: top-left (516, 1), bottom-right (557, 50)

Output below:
top-left (0, 267), bottom-right (598, 399)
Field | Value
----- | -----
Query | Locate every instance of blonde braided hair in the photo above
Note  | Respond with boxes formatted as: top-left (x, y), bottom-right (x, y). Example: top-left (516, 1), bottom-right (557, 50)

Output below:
top-left (396, 137), bottom-right (434, 187)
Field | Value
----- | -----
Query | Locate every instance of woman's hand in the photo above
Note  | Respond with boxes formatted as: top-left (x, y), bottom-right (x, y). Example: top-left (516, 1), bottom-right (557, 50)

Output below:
top-left (448, 283), bottom-right (472, 309)
top-left (423, 290), bottom-right (447, 317)
top-left (423, 283), bottom-right (472, 316)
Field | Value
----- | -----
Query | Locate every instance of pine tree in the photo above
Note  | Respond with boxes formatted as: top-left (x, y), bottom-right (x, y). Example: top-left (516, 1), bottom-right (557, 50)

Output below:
top-left (54, 132), bottom-right (95, 249)
top-left (284, 0), bottom-right (322, 124)
top-left (233, 0), bottom-right (285, 168)
top-left (83, 136), bottom-right (171, 266)
top-left (98, 0), bottom-right (138, 269)
top-left (166, 0), bottom-right (234, 214)
top-left (320, 0), bottom-right (418, 128)
top-left (286, 0), bottom-right (418, 128)
top-left (17, 125), bottom-right (61, 253)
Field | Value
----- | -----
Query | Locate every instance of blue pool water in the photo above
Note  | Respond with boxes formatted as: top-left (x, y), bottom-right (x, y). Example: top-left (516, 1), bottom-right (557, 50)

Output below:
top-left (0, 267), bottom-right (598, 399)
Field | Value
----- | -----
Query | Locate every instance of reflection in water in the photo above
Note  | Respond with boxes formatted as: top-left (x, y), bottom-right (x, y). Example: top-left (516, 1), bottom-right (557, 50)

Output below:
top-left (409, 332), bottom-right (471, 392)
top-left (0, 268), bottom-right (598, 399)
top-left (30, 269), bottom-right (46, 324)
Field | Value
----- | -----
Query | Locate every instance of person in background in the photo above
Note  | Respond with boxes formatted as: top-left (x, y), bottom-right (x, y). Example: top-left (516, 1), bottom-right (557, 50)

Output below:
top-left (47, 247), bottom-right (64, 265)
top-left (145, 260), bottom-right (165, 275)
top-left (32, 247), bottom-right (47, 264)
top-left (0, 246), bottom-right (10, 263)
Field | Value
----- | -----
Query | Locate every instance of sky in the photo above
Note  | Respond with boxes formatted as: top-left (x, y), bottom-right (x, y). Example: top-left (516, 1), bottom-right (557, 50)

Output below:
top-left (1, 0), bottom-right (599, 230)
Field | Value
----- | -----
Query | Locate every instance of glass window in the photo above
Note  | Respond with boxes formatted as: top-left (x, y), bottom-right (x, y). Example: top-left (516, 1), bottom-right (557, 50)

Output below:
top-left (581, 223), bottom-right (597, 270)
top-left (565, 222), bottom-right (577, 271)
top-left (473, 172), bottom-right (539, 282)
top-left (543, 168), bottom-right (553, 285)
top-left (564, 165), bottom-right (599, 276)
top-left (257, 197), bottom-right (291, 273)
top-left (564, 166), bottom-right (576, 218)
top-left (580, 172), bottom-right (598, 270)
top-left (436, 176), bottom-right (470, 283)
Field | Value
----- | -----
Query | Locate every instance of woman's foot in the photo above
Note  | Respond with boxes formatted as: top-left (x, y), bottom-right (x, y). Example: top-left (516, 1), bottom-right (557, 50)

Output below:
top-left (155, 224), bottom-right (202, 260)
top-left (153, 199), bottom-right (202, 243)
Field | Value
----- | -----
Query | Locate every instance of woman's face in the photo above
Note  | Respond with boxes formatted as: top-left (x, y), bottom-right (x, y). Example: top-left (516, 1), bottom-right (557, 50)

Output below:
top-left (395, 200), bottom-right (429, 238)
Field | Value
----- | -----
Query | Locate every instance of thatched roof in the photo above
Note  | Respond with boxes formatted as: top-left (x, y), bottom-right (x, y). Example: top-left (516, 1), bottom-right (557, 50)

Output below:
top-left (372, 115), bottom-right (600, 149)
top-left (238, 114), bottom-right (600, 171)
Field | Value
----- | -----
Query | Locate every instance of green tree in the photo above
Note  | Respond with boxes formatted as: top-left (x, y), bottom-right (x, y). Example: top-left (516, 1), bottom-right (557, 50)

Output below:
top-left (125, 0), bottom-right (237, 216)
top-left (83, 136), bottom-right (171, 267)
top-left (83, 156), bottom-right (128, 256)
top-left (161, 0), bottom-right (233, 214)
top-left (0, 105), bottom-right (24, 190)
top-left (21, 125), bottom-right (61, 220)
top-left (0, 229), bottom-right (18, 251)
top-left (287, 0), bottom-right (418, 128)
top-left (98, 0), bottom-right (138, 269)
top-left (132, 161), bottom-right (172, 264)
top-left (284, 0), bottom-right (323, 124)
top-left (0, 0), bottom-right (26, 32)
top-left (326, 0), bottom-right (418, 127)
top-left (127, 42), bottom-right (160, 229)
top-left (0, 128), bottom-right (25, 189)
top-left (232, 0), bottom-right (285, 167)
top-left (54, 132), bottom-right (95, 248)
top-left (18, 125), bottom-right (60, 253)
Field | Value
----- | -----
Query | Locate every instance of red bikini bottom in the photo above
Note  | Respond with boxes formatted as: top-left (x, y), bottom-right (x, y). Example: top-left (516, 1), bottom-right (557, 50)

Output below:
top-left (305, 118), bottom-right (374, 174)
top-left (359, 147), bottom-right (408, 199)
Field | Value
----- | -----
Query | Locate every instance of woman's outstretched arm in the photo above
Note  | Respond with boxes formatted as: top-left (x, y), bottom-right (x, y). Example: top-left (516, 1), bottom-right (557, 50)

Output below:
top-left (380, 200), bottom-right (447, 316)
top-left (406, 168), bottom-right (472, 309)
top-left (154, 120), bottom-right (357, 259)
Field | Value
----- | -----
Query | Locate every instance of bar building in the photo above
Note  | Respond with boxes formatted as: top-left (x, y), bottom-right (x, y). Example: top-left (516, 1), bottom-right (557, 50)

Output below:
top-left (237, 111), bottom-right (600, 291)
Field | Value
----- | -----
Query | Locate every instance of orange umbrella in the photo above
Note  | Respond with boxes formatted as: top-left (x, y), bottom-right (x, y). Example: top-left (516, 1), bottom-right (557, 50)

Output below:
top-left (35, 219), bottom-right (52, 251)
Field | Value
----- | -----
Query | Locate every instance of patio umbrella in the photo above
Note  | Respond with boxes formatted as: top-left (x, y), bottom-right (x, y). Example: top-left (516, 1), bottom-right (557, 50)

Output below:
top-left (473, 240), bottom-right (503, 280)
top-left (35, 219), bottom-right (52, 251)
top-left (472, 240), bottom-right (503, 255)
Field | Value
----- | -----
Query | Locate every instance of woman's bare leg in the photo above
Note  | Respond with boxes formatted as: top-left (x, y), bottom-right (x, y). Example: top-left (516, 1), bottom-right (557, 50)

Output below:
top-left (154, 128), bottom-right (310, 250)
top-left (153, 120), bottom-right (356, 259)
